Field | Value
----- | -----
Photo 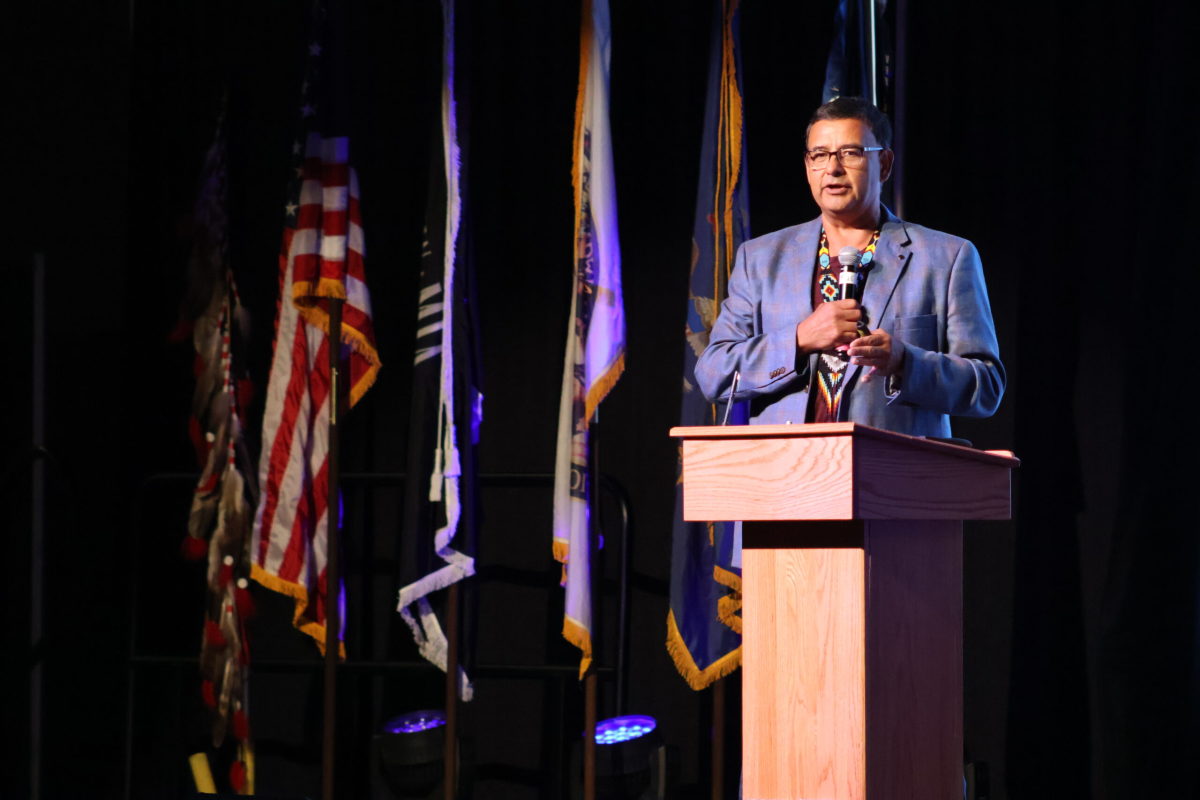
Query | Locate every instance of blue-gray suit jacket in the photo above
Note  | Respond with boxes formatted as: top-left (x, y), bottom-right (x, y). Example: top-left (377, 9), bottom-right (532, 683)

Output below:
top-left (694, 210), bottom-right (1005, 438)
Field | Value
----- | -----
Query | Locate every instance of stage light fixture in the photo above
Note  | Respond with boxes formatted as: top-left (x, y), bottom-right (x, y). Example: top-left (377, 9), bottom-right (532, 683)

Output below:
top-left (386, 709), bottom-right (448, 735)
top-left (375, 709), bottom-right (447, 800)
top-left (595, 714), bottom-right (657, 745)
top-left (575, 714), bottom-right (675, 800)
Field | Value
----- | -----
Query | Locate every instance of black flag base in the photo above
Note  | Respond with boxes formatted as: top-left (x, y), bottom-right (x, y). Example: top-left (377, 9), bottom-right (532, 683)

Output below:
top-left (568, 737), bottom-right (679, 800)
top-left (375, 729), bottom-right (475, 800)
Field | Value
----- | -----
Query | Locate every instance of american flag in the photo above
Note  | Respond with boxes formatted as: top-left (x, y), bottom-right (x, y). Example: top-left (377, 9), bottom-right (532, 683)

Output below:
top-left (250, 24), bottom-right (380, 655)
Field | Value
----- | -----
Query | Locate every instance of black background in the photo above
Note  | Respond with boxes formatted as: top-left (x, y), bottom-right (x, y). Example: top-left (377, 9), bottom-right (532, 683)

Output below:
top-left (5, 1), bottom-right (1199, 798)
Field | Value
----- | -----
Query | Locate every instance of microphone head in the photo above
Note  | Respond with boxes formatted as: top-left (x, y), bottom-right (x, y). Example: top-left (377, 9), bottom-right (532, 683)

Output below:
top-left (838, 246), bottom-right (861, 268)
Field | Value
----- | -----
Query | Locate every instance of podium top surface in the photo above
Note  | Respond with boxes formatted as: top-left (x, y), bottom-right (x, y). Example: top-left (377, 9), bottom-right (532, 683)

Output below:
top-left (670, 422), bottom-right (1019, 468)
top-left (672, 423), bottom-right (1017, 521)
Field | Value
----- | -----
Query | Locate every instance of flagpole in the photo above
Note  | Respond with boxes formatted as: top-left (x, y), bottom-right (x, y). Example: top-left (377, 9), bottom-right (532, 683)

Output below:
top-left (712, 678), bottom-right (726, 799)
top-left (583, 410), bottom-right (600, 800)
top-left (30, 252), bottom-right (46, 800)
top-left (893, 0), bottom-right (908, 219)
top-left (867, 0), bottom-right (878, 106)
top-left (322, 298), bottom-right (343, 800)
top-left (443, 581), bottom-right (461, 799)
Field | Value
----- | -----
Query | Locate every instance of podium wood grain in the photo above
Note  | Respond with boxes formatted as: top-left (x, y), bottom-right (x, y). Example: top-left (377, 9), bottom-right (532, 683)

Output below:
top-left (673, 423), bottom-right (1014, 522)
top-left (742, 521), bottom-right (962, 800)
top-left (864, 520), bottom-right (962, 798)
top-left (743, 545), bottom-right (866, 799)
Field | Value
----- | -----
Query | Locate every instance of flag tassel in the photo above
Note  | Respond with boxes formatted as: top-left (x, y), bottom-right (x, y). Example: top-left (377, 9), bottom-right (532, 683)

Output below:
top-left (665, 611), bottom-right (742, 691)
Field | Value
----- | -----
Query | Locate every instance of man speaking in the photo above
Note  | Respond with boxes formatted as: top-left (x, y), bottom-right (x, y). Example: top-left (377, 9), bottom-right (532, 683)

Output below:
top-left (695, 97), bottom-right (1004, 437)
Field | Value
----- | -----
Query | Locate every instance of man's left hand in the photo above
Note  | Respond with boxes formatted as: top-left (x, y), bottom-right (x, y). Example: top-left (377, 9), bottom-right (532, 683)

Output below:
top-left (848, 329), bottom-right (904, 380)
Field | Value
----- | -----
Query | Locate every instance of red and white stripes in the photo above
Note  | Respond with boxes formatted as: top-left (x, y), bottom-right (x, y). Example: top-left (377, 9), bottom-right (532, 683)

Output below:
top-left (251, 133), bottom-right (379, 653)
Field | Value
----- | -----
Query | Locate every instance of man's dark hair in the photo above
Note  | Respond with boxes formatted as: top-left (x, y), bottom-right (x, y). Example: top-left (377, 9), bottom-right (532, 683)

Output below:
top-left (807, 97), bottom-right (893, 150)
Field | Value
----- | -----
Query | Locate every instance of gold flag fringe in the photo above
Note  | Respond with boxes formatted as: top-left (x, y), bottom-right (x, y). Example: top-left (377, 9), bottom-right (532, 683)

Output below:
top-left (666, 610), bottom-right (742, 691)
top-left (563, 616), bottom-right (593, 679)
top-left (584, 353), bottom-right (625, 423)
top-left (290, 279), bottom-right (382, 407)
top-left (711, 0), bottom-right (744, 311)
top-left (570, 0), bottom-right (594, 252)
top-left (249, 563), bottom-right (347, 659)
top-left (714, 564), bottom-right (741, 591)
top-left (714, 564), bottom-right (743, 634)
top-left (292, 275), bottom-right (348, 302)
top-left (553, 539), bottom-right (570, 564)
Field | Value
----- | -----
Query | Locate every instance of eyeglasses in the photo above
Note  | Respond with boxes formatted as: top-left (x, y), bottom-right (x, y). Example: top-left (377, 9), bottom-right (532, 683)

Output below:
top-left (805, 146), bottom-right (885, 170)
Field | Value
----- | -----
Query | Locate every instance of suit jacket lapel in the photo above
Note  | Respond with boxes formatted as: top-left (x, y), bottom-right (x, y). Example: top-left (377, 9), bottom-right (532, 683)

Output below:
top-left (792, 219), bottom-right (822, 386)
top-left (860, 208), bottom-right (912, 329)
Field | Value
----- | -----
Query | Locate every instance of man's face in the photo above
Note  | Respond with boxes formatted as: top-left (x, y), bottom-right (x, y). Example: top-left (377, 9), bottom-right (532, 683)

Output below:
top-left (804, 118), bottom-right (893, 224)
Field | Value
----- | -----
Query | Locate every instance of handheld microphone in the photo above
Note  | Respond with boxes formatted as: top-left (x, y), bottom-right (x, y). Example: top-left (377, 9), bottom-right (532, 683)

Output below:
top-left (837, 246), bottom-right (861, 301)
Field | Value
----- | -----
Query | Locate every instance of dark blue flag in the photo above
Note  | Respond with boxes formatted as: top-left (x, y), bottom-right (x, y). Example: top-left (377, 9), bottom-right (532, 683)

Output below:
top-left (666, 0), bottom-right (750, 690)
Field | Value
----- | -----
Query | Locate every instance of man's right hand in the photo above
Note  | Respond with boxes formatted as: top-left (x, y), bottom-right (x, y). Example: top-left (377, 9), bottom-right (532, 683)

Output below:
top-left (795, 299), bottom-right (862, 355)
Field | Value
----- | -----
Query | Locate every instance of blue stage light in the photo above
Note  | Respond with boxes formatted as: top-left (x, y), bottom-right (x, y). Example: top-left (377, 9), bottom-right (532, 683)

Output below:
top-left (377, 710), bottom-right (466, 799)
top-left (383, 709), bottom-right (447, 735)
top-left (573, 715), bottom-right (674, 799)
top-left (594, 715), bottom-right (657, 745)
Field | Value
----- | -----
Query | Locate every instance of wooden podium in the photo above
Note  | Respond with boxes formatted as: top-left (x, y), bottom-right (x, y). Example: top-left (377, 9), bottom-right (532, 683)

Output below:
top-left (670, 423), bottom-right (1018, 800)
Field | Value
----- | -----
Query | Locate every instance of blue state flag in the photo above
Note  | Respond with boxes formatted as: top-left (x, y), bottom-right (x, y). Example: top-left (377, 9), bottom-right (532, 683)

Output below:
top-left (666, 0), bottom-right (750, 690)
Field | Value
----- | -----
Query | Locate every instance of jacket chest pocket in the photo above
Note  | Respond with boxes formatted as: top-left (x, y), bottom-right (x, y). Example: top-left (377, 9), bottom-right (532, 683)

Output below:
top-left (893, 313), bottom-right (938, 352)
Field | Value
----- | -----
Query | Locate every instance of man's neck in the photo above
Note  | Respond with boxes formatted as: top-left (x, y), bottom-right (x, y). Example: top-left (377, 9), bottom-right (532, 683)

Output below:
top-left (822, 210), bottom-right (882, 252)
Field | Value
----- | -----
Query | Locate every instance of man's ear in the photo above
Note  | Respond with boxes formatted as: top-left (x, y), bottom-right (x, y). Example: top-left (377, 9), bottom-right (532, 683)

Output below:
top-left (880, 148), bottom-right (895, 183)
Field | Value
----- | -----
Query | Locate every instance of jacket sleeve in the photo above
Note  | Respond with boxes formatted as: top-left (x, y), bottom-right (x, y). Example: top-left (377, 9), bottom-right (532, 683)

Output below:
top-left (886, 240), bottom-right (1006, 417)
top-left (695, 243), bottom-right (811, 404)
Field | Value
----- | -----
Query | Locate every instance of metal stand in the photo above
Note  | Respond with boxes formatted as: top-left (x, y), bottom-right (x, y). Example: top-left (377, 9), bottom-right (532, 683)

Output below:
top-left (712, 679), bottom-right (725, 800)
top-left (30, 252), bottom-right (47, 800)
top-left (443, 581), bottom-right (460, 800)
top-left (322, 298), bottom-right (344, 800)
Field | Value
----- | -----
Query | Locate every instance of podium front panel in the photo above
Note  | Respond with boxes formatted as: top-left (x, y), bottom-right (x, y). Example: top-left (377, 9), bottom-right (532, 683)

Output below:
top-left (743, 542), bottom-right (867, 798)
top-left (742, 519), bottom-right (963, 800)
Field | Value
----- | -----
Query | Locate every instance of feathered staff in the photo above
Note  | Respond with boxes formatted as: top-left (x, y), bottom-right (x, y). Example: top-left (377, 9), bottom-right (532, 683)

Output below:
top-left (178, 105), bottom-right (258, 795)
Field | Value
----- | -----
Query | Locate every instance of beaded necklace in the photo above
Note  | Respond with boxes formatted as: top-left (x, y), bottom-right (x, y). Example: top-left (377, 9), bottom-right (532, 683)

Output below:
top-left (813, 226), bottom-right (880, 421)
top-left (816, 227), bottom-right (880, 304)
